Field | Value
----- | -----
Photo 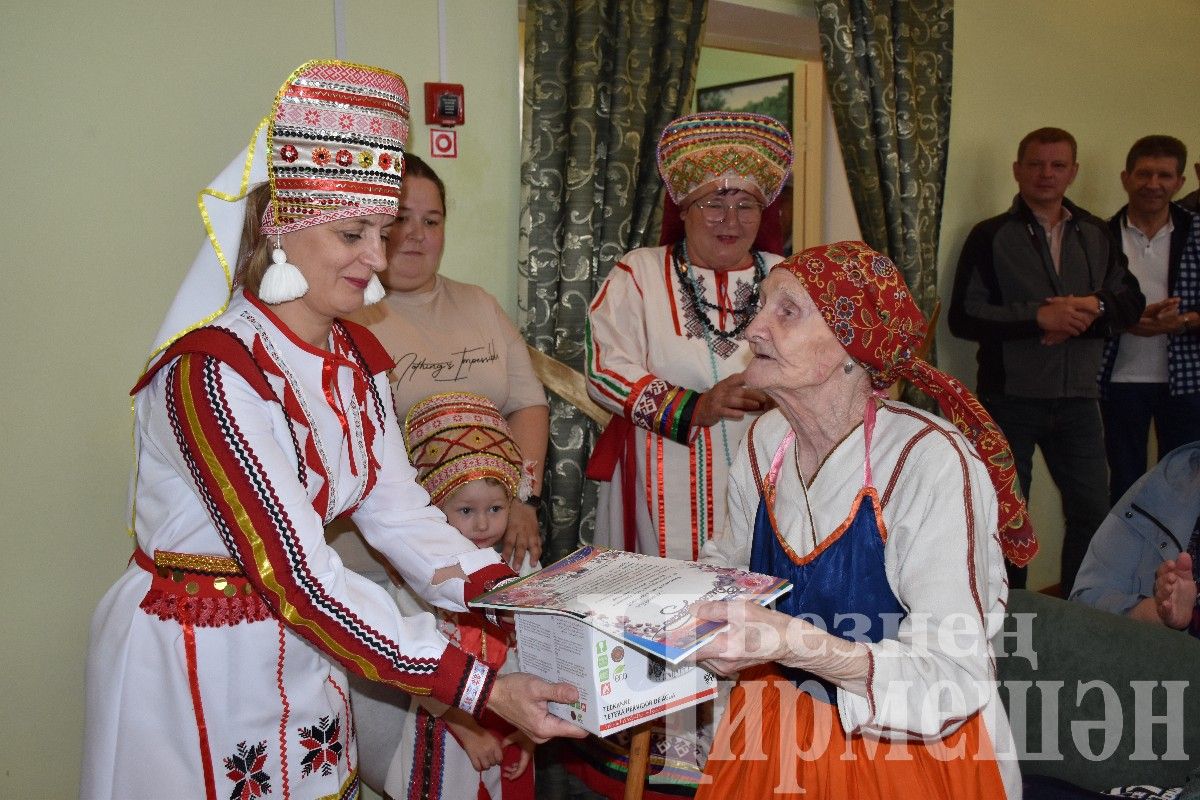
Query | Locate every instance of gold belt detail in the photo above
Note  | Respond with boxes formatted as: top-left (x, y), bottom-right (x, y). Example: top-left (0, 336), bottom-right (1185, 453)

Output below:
top-left (154, 549), bottom-right (244, 576)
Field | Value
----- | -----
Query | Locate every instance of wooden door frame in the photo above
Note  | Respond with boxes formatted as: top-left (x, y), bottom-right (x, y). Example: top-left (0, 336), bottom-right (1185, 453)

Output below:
top-left (704, 1), bottom-right (825, 251)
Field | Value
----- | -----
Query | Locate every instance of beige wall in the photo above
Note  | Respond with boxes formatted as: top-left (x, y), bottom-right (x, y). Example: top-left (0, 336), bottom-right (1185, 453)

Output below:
top-left (937, 0), bottom-right (1200, 590)
top-left (0, 2), bottom-right (518, 796)
top-left (4, 0), bottom-right (1200, 794)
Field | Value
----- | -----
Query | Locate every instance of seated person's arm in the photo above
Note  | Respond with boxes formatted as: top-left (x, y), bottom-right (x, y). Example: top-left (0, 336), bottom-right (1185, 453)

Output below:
top-left (1069, 508), bottom-right (1152, 616)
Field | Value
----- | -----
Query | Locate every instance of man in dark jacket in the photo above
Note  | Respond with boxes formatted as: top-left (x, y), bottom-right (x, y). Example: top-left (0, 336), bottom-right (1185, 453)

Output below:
top-left (949, 127), bottom-right (1145, 591)
top-left (1100, 136), bottom-right (1200, 505)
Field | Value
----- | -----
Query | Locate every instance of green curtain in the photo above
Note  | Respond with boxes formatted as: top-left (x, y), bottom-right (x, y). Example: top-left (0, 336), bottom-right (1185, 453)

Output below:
top-left (519, 0), bottom-right (707, 564)
top-left (816, 0), bottom-right (953, 333)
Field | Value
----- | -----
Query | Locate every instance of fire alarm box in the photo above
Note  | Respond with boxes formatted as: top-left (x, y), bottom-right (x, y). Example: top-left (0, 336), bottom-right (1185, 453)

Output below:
top-left (424, 82), bottom-right (465, 127)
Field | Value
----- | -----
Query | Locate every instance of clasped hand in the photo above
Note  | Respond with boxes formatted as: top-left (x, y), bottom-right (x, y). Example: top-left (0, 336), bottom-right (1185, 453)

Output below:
top-left (1129, 297), bottom-right (1184, 337)
top-left (1038, 295), bottom-right (1101, 345)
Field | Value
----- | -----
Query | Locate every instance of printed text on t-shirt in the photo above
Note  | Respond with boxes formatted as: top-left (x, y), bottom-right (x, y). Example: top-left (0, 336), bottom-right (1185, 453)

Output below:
top-left (394, 340), bottom-right (499, 383)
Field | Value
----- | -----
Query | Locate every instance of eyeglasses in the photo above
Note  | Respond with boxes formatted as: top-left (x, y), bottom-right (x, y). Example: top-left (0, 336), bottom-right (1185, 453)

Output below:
top-left (692, 199), bottom-right (764, 224)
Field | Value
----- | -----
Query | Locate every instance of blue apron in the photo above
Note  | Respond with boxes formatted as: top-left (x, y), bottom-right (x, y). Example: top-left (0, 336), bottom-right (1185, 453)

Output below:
top-left (748, 421), bottom-right (906, 703)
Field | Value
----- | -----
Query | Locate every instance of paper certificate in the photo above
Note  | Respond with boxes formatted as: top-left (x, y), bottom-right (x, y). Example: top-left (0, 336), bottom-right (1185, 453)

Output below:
top-left (472, 546), bottom-right (791, 664)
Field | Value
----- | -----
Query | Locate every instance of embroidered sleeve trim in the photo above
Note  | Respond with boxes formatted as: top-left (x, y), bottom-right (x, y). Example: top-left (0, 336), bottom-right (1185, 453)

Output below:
top-left (584, 264), bottom-right (646, 407)
top-left (623, 375), bottom-right (699, 444)
top-left (584, 298), bottom-right (636, 405)
top-left (454, 655), bottom-right (496, 718)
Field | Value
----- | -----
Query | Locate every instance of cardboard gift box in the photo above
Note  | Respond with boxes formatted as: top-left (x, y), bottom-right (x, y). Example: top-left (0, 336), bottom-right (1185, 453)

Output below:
top-left (471, 546), bottom-right (790, 735)
top-left (515, 612), bottom-right (718, 736)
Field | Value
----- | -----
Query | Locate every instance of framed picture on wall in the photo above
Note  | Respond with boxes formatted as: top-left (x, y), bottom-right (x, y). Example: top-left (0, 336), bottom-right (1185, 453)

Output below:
top-left (696, 73), bottom-right (793, 132)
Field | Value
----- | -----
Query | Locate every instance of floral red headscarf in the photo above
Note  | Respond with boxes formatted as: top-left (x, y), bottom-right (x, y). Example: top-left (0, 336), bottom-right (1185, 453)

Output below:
top-left (773, 241), bottom-right (1036, 567)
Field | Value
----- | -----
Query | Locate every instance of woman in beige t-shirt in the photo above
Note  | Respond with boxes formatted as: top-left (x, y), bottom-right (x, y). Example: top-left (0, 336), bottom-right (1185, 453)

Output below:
top-left (358, 154), bottom-right (548, 565)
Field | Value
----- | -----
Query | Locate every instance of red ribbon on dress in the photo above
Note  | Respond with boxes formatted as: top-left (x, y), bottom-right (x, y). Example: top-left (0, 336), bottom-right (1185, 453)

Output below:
top-left (584, 417), bottom-right (640, 552)
top-left (454, 611), bottom-right (511, 671)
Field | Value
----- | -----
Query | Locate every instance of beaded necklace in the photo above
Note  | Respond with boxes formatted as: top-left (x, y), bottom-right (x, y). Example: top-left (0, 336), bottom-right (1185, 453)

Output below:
top-left (673, 240), bottom-right (767, 467)
top-left (672, 240), bottom-right (768, 342)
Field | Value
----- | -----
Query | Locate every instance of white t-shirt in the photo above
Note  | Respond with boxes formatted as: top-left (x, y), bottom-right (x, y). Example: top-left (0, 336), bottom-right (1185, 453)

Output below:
top-left (1112, 215), bottom-right (1172, 383)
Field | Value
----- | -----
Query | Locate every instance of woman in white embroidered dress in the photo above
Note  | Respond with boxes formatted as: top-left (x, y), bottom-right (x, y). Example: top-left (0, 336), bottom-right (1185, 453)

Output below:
top-left (81, 60), bottom-right (581, 800)
top-left (691, 241), bottom-right (1037, 799)
top-left (578, 113), bottom-right (791, 796)
top-left (586, 112), bottom-right (792, 565)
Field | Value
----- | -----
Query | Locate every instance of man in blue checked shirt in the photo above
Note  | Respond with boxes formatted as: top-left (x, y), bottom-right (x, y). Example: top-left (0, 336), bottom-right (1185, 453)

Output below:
top-left (1099, 136), bottom-right (1200, 506)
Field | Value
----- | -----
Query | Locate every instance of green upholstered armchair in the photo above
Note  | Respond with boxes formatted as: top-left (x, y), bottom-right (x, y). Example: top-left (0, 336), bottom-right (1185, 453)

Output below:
top-left (996, 589), bottom-right (1200, 791)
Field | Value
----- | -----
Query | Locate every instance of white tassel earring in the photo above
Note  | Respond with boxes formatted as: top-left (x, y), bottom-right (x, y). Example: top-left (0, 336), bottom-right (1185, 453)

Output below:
top-left (363, 274), bottom-right (386, 305)
top-left (258, 236), bottom-right (309, 304)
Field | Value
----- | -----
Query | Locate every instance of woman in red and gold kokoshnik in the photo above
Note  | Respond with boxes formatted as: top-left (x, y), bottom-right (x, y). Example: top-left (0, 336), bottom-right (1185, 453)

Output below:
top-left (586, 111), bottom-right (792, 566)
top-left (692, 241), bottom-right (1037, 799)
top-left (578, 112), bottom-right (791, 797)
top-left (81, 60), bottom-right (582, 800)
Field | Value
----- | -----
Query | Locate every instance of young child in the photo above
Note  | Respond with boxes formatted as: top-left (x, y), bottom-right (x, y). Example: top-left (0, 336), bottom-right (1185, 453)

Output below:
top-left (383, 391), bottom-right (538, 800)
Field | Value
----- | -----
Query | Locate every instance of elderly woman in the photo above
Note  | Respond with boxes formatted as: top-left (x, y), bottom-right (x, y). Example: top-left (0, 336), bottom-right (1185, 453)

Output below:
top-left (694, 242), bottom-right (1036, 798)
top-left (81, 60), bottom-right (580, 799)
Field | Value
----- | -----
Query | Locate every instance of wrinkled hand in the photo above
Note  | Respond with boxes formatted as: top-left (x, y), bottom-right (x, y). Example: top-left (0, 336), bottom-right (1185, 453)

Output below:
top-left (1129, 297), bottom-right (1183, 337)
top-left (693, 371), bottom-right (768, 428)
top-left (1038, 295), bottom-right (1100, 344)
top-left (690, 600), bottom-right (802, 677)
top-left (502, 501), bottom-right (541, 567)
top-left (501, 730), bottom-right (535, 781)
top-left (487, 673), bottom-right (587, 743)
top-left (444, 709), bottom-right (504, 771)
top-left (691, 601), bottom-right (870, 692)
top-left (1154, 553), bottom-right (1197, 630)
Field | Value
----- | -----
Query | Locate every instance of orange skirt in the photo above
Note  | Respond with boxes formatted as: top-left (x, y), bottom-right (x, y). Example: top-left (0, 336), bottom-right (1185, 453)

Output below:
top-left (696, 667), bottom-right (1008, 800)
